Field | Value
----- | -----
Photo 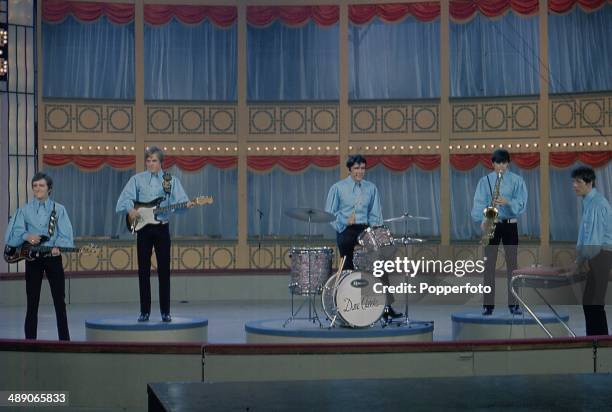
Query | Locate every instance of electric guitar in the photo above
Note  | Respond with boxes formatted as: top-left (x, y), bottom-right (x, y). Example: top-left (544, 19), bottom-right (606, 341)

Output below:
top-left (125, 196), bottom-right (213, 233)
top-left (4, 240), bottom-right (100, 264)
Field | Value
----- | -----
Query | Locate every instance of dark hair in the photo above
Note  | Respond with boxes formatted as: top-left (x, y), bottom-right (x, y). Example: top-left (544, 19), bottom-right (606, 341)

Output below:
top-left (491, 149), bottom-right (510, 164)
top-left (31, 172), bottom-right (53, 191)
top-left (346, 155), bottom-right (367, 170)
top-left (145, 146), bottom-right (164, 163)
top-left (571, 166), bottom-right (596, 188)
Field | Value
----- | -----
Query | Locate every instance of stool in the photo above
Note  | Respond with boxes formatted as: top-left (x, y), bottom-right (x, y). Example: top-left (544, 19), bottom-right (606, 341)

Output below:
top-left (511, 266), bottom-right (586, 338)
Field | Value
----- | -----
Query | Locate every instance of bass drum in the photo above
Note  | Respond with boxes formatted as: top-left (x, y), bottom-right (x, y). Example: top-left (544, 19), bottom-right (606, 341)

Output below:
top-left (321, 270), bottom-right (386, 328)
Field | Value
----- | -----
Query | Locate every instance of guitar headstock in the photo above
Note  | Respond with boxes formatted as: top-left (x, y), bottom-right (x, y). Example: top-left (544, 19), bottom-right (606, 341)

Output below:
top-left (79, 244), bottom-right (101, 256)
top-left (194, 196), bottom-right (214, 205)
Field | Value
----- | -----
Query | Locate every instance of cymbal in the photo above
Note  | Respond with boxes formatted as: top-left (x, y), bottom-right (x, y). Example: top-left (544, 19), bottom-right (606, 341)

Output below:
top-left (384, 213), bottom-right (431, 223)
top-left (284, 207), bottom-right (335, 223)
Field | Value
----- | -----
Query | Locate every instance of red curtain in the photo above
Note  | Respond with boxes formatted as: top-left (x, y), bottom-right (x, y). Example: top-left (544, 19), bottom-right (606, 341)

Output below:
top-left (550, 151), bottom-right (612, 168)
top-left (549, 0), bottom-right (611, 13)
top-left (43, 155), bottom-right (136, 170)
top-left (247, 156), bottom-right (340, 172)
top-left (247, 6), bottom-right (339, 27)
top-left (144, 5), bottom-right (237, 27)
top-left (42, 0), bottom-right (134, 24)
top-left (349, 3), bottom-right (441, 24)
top-left (163, 156), bottom-right (237, 171)
top-left (366, 155), bottom-right (441, 171)
top-left (449, 0), bottom-right (539, 21)
top-left (450, 153), bottom-right (541, 171)
top-left (43, 0), bottom-right (610, 26)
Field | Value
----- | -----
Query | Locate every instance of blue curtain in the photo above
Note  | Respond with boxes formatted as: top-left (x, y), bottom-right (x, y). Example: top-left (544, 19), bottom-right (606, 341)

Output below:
top-left (549, 161), bottom-right (612, 241)
top-left (42, 16), bottom-right (134, 99)
top-left (166, 165), bottom-right (237, 238)
top-left (366, 165), bottom-right (440, 237)
top-left (247, 20), bottom-right (339, 101)
top-left (548, 5), bottom-right (612, 94)
top-left (43, 165), bottom-right (134, 238)
top-left (145, 19), bottom-right (237, 101)
top-left (451, 164), bottom-right (540, 240)
top-left (248, 166), bottom-right (339, 238)
top-left (450, 12), bottom-right (539, 97)
top-left (349, 17), bottom-right (440, 99)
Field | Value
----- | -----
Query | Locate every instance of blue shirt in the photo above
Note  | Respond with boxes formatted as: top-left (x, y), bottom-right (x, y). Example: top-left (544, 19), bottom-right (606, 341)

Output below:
top-left (471, 170), bottom-right (527, 223)
top-left (325, 176), bottom-right (383, 233)
top-left (577, 188), bottom-right (612, 261)
top-left (4, 198), bottom-right (74, 248)
top-left (115, 170), bottom-right (189, 222)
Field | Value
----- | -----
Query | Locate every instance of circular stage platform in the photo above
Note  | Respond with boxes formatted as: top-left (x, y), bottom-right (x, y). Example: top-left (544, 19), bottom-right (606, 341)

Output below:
top-left (452, 312), bottom-right (571, 340)
top-left (85, 316), bottom-right (208, 342)
top-left (245, 319), bottom-right (434, 343)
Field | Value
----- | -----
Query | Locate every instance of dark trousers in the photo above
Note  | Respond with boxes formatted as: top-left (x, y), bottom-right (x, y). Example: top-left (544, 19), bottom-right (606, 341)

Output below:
top-left (336, 224), bottom-right (394, 304)
top-left (137, 224), bottom-right (171, 315)
top-left (337, 224), bottom-right (368, 271)
top-left (24, 256), bottom-right (70, 341)
top-left (583, 250), bottom-right (612, 336)
top-left (483, 222), bottom-right (518, 307)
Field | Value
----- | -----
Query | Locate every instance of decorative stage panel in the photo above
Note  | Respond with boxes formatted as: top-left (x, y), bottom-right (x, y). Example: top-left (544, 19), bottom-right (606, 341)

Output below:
top-left (248, 102), bottom-right (339, 139)
top-left (146, 103), bottom-right (237, 140)
top-left (43, 100), bottom-right (135, 140)
top-left (550, 94), bottom-right (611, 137)
top-left (451, 97), bottom-right (540, 138)
top-left (46, 240), bottom-right (580, 272)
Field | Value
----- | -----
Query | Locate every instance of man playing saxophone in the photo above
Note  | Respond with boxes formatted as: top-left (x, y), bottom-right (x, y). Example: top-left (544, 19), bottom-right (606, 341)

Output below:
top-left (471, 149), bottom-right (528, 316)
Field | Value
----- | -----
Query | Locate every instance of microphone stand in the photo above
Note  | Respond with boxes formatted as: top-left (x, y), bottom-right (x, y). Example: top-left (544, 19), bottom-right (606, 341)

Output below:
top-left (256, 208), bottom-right (263, 267)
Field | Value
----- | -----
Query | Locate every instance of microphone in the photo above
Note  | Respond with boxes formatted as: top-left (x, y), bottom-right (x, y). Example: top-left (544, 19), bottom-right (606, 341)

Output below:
top-left (256, 208), bottom-right (264, 218)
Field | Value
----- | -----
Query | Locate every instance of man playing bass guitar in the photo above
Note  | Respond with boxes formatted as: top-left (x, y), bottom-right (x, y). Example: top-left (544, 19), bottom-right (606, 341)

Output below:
top-left (4, 173), bottom-right (73, 341)
top-left (116, 146), bottom-right (194, 323)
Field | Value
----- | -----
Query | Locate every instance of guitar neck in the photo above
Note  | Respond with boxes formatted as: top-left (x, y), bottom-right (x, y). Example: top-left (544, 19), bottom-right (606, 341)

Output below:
top-left (154, 200), bottom-right (190, 214)
top-left (32, 246), bottom-right (80, 253)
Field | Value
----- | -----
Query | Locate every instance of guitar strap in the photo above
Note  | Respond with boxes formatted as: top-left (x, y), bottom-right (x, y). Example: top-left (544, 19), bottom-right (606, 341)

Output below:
top-left (162, 172), bottom-right (172, 198)
top-left (48, 202), bottom-right (57, 238)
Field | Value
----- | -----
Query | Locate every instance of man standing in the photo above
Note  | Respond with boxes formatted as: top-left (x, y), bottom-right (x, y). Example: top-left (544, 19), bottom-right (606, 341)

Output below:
top-left (116, 146), bottom-right (193, 322)
top-left (572, 166), bottom-right (612, 336)
top-left (325, 154), bottom-right (401, 320)
top-left (4, 173), bottom-right (73, 340)
top-left (471, 149), bottom-right (527, 316)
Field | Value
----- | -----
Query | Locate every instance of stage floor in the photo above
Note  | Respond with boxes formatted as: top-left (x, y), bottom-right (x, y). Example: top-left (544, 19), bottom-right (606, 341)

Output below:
top-left (0, 300), bottom-right (608, 342)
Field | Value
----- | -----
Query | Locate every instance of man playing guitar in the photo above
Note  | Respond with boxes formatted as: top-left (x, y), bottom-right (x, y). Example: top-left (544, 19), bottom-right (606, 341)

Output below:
top-left (4, 173), bottom-right (73, 340)
top-left (116, 146), bottom-right (194, 322)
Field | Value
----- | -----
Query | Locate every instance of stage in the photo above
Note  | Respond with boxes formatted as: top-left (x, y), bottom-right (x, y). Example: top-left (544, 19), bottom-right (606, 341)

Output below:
top-left (0, 299), bottom-right (601, 343)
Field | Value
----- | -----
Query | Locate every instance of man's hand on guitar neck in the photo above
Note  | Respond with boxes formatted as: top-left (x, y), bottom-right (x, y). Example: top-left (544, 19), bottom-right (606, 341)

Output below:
top-left (128, 208), bottom-right (141, 220)
top-left (186, 201), bottom-right (195, 208)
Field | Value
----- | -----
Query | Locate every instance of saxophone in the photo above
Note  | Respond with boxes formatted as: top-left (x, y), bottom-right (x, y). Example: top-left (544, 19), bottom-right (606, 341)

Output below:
top-left (481, 172), bottom-right (503, 245)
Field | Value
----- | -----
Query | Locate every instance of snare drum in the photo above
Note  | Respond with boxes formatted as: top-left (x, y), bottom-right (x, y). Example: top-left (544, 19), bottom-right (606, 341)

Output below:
top-left (289, 247), bottom-right (334, 295)
top-left (321, 270), bottom-right (386, 328)
top-left (357, 225), bottom-right (394, 252)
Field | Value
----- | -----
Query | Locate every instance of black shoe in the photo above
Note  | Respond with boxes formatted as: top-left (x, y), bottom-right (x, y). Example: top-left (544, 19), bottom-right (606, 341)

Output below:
top-left (138, 313), bottom-right (150, 322)
top-left (482, 306), bottom-right (494, 316)
top-left (383, 305), bottom-right (403, 320)
top-left (509, 305), bottom-right (523, 316)
top-left (161, 313), bottom-right (172, 323)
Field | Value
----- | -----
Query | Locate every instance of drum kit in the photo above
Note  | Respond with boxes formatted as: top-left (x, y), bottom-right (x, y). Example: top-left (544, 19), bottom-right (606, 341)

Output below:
top-left (284, 207), bottom-right (429, 329)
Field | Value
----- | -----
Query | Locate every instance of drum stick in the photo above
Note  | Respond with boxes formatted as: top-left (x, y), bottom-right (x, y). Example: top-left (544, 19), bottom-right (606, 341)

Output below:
top-left (330, 256), bottom-right (346, 328)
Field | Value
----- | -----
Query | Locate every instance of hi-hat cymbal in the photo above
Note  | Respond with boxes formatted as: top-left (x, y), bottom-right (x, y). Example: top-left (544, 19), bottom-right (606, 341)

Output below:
top-left (284, 207), bottom-right (335, 223)
top-left (384, 212), bottom-right (431, 223)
